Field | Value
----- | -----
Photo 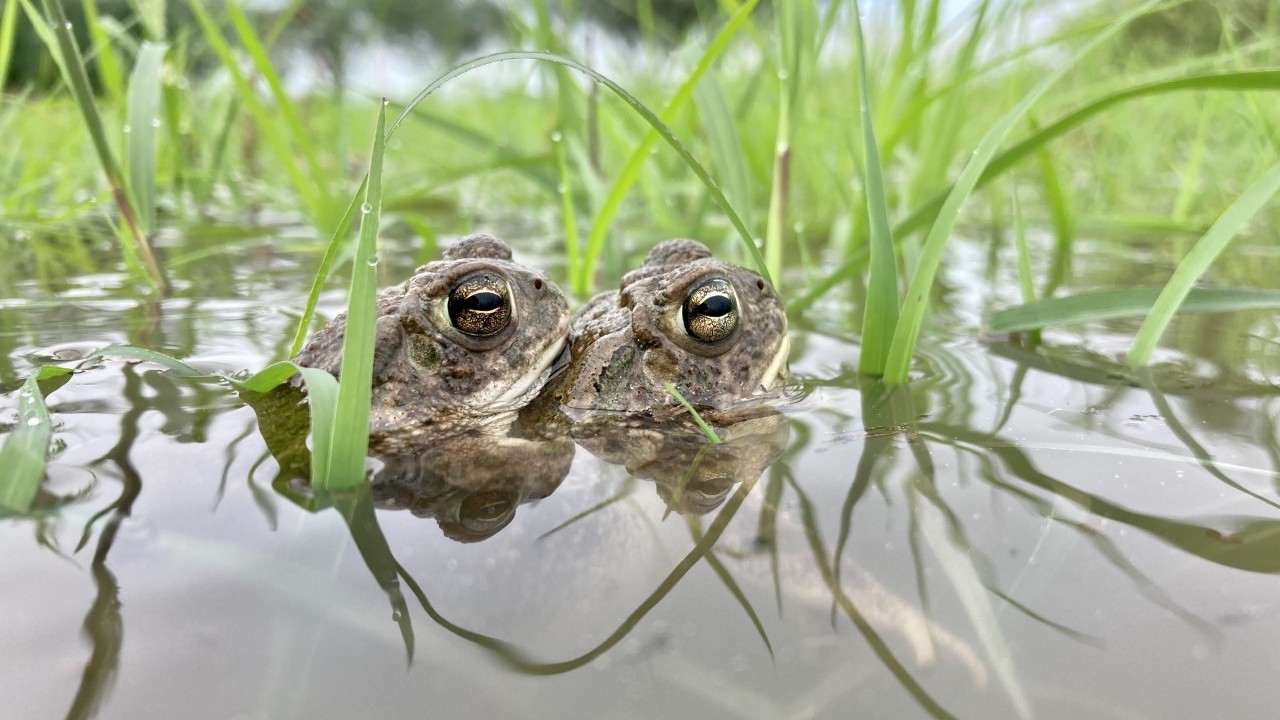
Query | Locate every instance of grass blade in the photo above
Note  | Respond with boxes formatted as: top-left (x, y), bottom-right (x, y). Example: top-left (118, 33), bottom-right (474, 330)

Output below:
top-left (0, 367), bottom-right (72, 513)
top-left (387, 49), bottom-right (771, 291)
top-left (227, 360), bottom-right (341, 488)
top-left (287, 181), bottom-right (366, 357)
top-left (795, 69), bottom-right (1280, 315)
top-left (126, 41), bottom-right (167, 237)
top-left (882, 0), bottom-right (1161, 384)
top-left (1127, 160), bottom-right (1280, 366)
top-left (0, 0), bottom-right (18, 89)
top-left (897, 69), bottom-right (1280, 242)
top-left (551, 130), bottom-right (581, 282)
top-left (574, 0), bottom-right (762, 294)
top-left (32, 0), bottom-right (165, 291)
top-left (1011, 190), bottom-right (1035, 305)
top-left (225, 1), bottom-right (332, 223)
top-left (321, 102), bottom-right (387, 489)
top-left (988, 287), bottom-right (1280, 334)
top-left (693, 72), bottom-right (753, 235)
top-left (852, 0), bottom-right (898, 377)
top-left (185, 0), bottom-right (331, 233)
top-left (91, 345), bottom-right (205, 376)
top-left (664, 383), bottom-right (721, 444)
top-left (80, 0), bottom-right (123, 101)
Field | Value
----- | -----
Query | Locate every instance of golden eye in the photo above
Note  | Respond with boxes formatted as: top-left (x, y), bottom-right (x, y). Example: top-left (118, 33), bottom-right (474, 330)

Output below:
top-left (682, 277), bottom-right (738, 343)
top-left (448, 273), bottom-right (511, 336)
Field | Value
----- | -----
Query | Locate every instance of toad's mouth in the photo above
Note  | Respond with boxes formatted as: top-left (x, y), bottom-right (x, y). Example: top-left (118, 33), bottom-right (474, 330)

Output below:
top-left (490, 334), bottom-right (569, 410)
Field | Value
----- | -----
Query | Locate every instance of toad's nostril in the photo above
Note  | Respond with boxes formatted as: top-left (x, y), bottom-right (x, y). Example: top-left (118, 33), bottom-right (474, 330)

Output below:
top-left (756, 279), bottom-right (765, 291)
top-left (533, 278), bottom-right (544, 291)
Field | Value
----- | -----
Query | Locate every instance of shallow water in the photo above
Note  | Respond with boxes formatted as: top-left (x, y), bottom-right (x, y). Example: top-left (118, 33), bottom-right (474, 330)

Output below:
top-left (4, 226), bottom-right (1280, 719)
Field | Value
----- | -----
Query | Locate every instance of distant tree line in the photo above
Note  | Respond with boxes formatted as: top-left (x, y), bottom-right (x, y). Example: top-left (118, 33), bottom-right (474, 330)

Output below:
top-left (7, 0), bottom-right (1272, 91)
top-left (2, 0), bottom-right (722, 91)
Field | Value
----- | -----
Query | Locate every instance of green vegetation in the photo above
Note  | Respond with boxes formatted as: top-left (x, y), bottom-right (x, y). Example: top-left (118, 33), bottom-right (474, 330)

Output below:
top-left (3, 0), bottom-right (1280, 490)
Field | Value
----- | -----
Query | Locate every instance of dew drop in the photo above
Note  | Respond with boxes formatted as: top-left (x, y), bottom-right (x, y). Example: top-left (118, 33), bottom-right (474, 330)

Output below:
top-left (150, 118), bottom-right (161, 128)
top-left (122, 124), bottom-right (131, 134)
top-left (382, 98), bottom-right (390, 106)
top-left (391, 610), bottom-right (402, 621)
top-left (549, 131), bottom-right (562, 143)
top-left (365, 255), bottom-right (379, 266)
top-left (64, 22), bottom-right (73, 30)
top-left (26, 417), bottom-right (42, 427)
top-left (360, 202), bottom-right (373, 214)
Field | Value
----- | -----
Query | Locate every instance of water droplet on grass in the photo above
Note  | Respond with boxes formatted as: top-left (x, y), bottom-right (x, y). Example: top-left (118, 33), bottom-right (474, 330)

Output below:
top-left (360, 202), bottom-right (372, 214)
top-left (122, 124), bottom-right (131, 134)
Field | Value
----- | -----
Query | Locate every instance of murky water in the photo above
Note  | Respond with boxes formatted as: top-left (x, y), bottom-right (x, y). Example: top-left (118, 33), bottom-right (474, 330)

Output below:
top-left (4, 225), bottom-right (1280, 719)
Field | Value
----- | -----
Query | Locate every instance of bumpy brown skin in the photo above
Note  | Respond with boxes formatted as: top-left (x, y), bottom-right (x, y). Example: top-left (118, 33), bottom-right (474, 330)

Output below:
top-left (294, 235), bottom-right (570, 439)
top-left (545, 239), bottom-right (788, 414)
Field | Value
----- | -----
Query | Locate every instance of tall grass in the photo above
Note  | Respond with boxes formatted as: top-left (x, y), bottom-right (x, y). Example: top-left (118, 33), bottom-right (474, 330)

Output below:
top-left (26, 0), bottom-right (166, 290)
top-left (1, 0), bottom-right (1278, 390)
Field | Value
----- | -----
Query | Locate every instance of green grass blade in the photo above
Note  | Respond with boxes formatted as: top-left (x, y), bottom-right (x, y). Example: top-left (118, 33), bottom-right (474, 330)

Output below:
top-left (126, 41), bottom-right (167, 237)
top-left (797, 69), bottom-right (1280, 313)
top-left (229, 361), bottom-right (303, 393)
top-left (387, 48), bottom-right (770, 291)
top-left (1011, 190), bottom-right (1035, 305)
top-left (226, 360), bottom-right (340, 488)
top-left (81, 0), bottom-right (123, 101)
top-left (297, 367), bottom-right (339, 488)
top-left (0, 367), bottom-right (71, 513)
top-left (0, 0), bottom-right (19, 90)
top-left (574, 0), bottom-right (762, 294)
top-left (693, 72), bottom-right (753, 235)
top-left (1126, 160), bottom-right (1280, 366)
top-left (225, 1), bottom-right (332, 223)
top-left (33, 0), bottom-right (165, 291)
top-left (551, 130), bottom-right (582, 282)
top-left (185, 0), bottom-right (329, 233)
top-left (664, 383), bottom-right (721, 444)
top-left (896, 69), bottom-right (1280, 240)
top-left (321, 103), bottom-right (386, 490)
top-left (882, 0), bottom-right (1161, 385)
top-left (852, 0), bottom-right (898, 377)
top-left (988, 287), bottom-right (1280, 334)
top-left (287, 179), bottom-right (366, 357)
top-left (91, 345), bottom-right (204, 376)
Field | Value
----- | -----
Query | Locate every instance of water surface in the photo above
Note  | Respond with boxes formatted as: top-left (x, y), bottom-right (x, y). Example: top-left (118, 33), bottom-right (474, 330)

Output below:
top-left (3, 225), bottom-right (1280, 719)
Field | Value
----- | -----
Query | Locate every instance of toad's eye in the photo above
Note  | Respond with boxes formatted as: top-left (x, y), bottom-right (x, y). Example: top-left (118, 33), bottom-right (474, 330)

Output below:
top-left (448, 273), bottom-right (511, 336)
top-left (682, 277), bottom-right (738, 343)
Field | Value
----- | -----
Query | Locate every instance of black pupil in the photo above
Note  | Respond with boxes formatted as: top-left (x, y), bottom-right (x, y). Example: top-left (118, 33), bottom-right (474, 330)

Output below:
top-left (463, 291), bottom-right (503, 312)
top-left (696, 295), bottom-right (732, 317)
